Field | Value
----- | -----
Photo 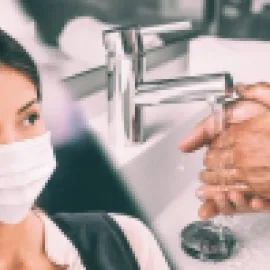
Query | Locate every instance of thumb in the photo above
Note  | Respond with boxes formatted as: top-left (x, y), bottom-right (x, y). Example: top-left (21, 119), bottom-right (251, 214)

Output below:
top-left (178, 82), bottom-right (270, 152)
top-left (178, 101), bottom-right (267, 152)
top-left (178, 115), bottom-right (216, 152)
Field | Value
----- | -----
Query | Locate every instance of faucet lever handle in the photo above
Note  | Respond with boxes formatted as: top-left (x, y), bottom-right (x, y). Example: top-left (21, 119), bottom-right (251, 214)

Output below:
top-left (139, 21), bottom-right (192, 35)
top-left (103, 20), bottom-right (192, 55)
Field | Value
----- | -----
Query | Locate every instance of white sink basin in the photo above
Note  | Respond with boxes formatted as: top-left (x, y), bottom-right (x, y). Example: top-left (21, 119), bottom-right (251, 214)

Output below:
top-left (84, 89), bottom-right (270, 268)
top-left (154, 179), bottom-right (270, 269)
top-left (78, 38), bottom-right (270, 269)
top-left (78, 55), bottom-right (209, 219)
top-left (152, 37), bottom-right (270, 268)
top-left (87, 102), bottom-right (208, 215)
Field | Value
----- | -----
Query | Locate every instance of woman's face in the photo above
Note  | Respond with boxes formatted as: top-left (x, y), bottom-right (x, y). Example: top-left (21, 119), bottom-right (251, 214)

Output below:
top-left (0, 66), bottom-right (46, 144)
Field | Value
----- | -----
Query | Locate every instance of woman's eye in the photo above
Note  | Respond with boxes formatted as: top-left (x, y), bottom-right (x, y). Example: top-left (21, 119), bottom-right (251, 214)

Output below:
top-left (22, 113), bottom-right (40, 126)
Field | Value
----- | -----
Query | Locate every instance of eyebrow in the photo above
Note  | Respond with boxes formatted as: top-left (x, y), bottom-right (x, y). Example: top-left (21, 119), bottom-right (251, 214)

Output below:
top-left (17, 99), bottom-right (38, 114)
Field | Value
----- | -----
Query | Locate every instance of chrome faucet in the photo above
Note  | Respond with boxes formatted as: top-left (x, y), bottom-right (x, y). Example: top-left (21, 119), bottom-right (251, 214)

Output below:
top-left (103, 21), bottom-right (236, 147)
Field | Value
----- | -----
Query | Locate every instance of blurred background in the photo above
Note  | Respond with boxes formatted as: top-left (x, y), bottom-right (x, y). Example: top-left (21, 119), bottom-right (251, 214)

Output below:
top-left (16, 0), bottom-right (270, 45)
top-left (1, 1), bottom-right (270, 268)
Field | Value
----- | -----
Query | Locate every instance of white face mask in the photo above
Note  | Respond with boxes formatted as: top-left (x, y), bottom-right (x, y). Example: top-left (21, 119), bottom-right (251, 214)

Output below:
top-left (0, 131), bottom-right (56, 224)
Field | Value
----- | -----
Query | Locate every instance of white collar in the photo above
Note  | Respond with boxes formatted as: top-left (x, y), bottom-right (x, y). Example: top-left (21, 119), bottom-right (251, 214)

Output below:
top-left (35, 211), bottom-right (86, 270)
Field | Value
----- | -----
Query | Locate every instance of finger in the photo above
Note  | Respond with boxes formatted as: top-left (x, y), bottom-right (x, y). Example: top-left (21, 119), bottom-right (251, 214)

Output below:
top-left (250, 196), bottom-right (270, 212)
top-left (196, 184), bottom-right (250, 199)
top-left (197, 188), bottom-right (261, 217)
top-left (236, 82), bottom-right (270, 108)
top-left (198, 200), bottom-right (218, 220)
top-left (178, 82), bottom-right (270, 153)
top-left (197, 187), bottom-right (270, 216)
top-left (250, 187), bottom-right (270, 200)
top-left (200, 187), bottom-right (270, 213)
top-left (213, 191), bottom-right (234, 215)
top-left (233, 170), bottom-right (270, 189)
top-left (178, 116), bottom-right (213, 152)
top-left (208, 126), bottom-right (237, 150)
top-left (200, 170), bottom-right (218, 184)
top-left (200, 169), bottom-right (244, 185)
top-left (196, 185), bottom-right (253, 210)
top-left (198, 189), bottom-right (252, 217)
top-left (201, 168), bottom-right (270, 188)
top-left (233, 83), bottom-right (252, 97)
top-left (208, 102), bottom-right (268, 151)
top-left (227, 190), bottom-right (250, 211)
top-left (179, 107), bottom-right (236, 152)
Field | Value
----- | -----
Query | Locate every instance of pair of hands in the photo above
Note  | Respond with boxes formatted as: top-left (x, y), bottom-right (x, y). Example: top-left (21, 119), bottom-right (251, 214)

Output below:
top-left (179, 82), bottom-right (270, 220)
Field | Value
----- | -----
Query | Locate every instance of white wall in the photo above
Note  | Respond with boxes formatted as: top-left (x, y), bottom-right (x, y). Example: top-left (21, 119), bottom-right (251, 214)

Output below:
top-left (160, 0), bottom-right (270, 20)
top-left (160, 0), bottom-right (205, 20)
top-left (179, 0), bottom-right (205, 18)
top-left (0, 0), bottom-right (33, 38)
top-left (252, 0), bottom-right (269, 13)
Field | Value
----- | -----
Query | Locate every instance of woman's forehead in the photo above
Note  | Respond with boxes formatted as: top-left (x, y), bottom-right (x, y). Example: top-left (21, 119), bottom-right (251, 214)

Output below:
top-left (0, 67), bottom-right (38, 112)
top-left (0, 67), bottom-right (37, 97)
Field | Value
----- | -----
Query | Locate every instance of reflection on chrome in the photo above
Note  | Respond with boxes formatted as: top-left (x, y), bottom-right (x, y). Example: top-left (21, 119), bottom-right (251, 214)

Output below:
top-left (103, 21), bottom-right (236, 146)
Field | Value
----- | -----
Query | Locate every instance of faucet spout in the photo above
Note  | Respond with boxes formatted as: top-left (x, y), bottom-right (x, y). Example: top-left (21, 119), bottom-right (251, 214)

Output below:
top-left (135, 73), bottom-right (234, 106)
top-left (132, 72), bottom-right (236, 142)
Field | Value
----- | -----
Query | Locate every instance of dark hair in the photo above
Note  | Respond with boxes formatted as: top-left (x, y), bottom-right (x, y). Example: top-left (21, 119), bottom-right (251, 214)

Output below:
top-left (0, 28), bottom-right (41, 100)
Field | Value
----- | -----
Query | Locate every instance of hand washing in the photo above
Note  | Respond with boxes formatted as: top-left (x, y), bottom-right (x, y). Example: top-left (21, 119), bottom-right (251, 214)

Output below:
top-left (179, 82), bottom-right (270, 265)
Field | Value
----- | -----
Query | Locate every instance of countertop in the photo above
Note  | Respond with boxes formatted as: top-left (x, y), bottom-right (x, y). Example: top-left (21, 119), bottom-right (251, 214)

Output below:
top-left (152, 36), bottom-right (270, 269)
top-left (154, 177), bottom-right (270, 270)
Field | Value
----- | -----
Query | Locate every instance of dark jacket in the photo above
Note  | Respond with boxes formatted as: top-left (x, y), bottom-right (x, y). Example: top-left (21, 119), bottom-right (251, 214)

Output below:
top-left (52, 212), bottom-right (140, 270)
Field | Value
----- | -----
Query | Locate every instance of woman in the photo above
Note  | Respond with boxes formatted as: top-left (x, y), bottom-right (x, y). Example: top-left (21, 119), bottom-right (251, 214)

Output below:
top-left (0, 28), bottom-right (170, 269)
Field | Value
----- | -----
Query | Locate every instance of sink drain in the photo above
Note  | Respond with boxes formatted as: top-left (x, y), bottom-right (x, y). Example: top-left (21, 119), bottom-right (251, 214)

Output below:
top-left (180, 220), bottom-right (238, 262)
